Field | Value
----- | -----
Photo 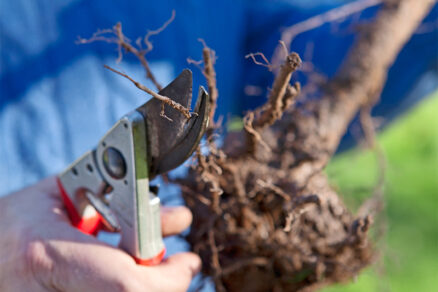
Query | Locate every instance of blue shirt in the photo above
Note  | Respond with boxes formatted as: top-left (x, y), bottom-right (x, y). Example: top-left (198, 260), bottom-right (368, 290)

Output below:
top-left (1, 0), bottom-right (437, 196)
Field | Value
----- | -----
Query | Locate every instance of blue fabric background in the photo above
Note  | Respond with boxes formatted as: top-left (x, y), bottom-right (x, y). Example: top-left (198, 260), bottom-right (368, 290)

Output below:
top-left (1, 0), bottom-right (437, 195)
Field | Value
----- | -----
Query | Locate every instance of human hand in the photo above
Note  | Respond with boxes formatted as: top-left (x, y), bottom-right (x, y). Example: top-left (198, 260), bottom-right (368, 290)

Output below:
top-left (0, 177), bottom-right (201, 292)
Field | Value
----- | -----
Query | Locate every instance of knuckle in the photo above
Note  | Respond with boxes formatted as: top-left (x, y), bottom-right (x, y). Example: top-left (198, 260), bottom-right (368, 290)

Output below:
top-left (112, 278), bottom-right (141, 292)
top-left (25, 240), bottom-right (45, 266)
top-left (23, 239), bottom-right (55, 283)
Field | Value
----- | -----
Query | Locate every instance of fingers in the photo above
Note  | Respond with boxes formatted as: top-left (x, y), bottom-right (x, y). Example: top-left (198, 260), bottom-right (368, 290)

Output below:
top-left (23, 205), bottom-right (198, 292)
top-left (160, 206), bottom-right (193, 237)
top-left (7, 177), bottom-right (200, 291)
top-left (49, 206), bottom-right (196, 291)
top-left (101, 205), bottom-right (193, 235)
top-left (32, 232), bottom-right (201, 292)
top-left (143, 252), bottom-right (202, 292)
top-left (158, 252), bottom-right (202, 279)
top-left (33, 233), bottom-right (142, 292)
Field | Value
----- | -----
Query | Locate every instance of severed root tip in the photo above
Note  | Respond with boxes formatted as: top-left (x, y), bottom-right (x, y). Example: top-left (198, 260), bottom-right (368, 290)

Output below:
top-left (284, 52), bottom-right (302, 72)
top-left (244, 52), bottom-right (302, 156)
top-left (259, 52), bottom-right (302, 128)
top-left (351, 215), bottom-right (373, 239)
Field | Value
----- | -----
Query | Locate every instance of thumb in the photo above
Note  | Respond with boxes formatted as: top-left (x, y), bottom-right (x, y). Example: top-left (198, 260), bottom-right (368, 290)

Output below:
top-left (146, 252), bottom-right (202, 291)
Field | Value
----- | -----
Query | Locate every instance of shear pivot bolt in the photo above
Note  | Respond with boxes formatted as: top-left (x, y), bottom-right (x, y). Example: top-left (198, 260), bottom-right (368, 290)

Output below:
top-left (103, 147), bottom-right (126, 179)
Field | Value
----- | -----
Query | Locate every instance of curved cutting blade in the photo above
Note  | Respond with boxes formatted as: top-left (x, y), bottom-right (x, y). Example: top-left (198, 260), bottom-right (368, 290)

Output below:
top-left (136, 69), bottom-right (210, 178)
top-left (152, 86), bottom-right (210, 176)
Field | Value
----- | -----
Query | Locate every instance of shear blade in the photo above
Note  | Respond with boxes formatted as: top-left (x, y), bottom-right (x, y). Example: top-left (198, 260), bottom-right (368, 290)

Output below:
top-left (136, 69), bottom-right (210, 177)
top-left (153, 86), bottom-right (210, 175)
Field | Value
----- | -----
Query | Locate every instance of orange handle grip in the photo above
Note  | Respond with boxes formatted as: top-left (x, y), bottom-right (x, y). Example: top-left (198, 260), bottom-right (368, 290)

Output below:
top-left (56, 177), bottom-right (103, 235)
top-left (133, 248), bottom-right (166, 266)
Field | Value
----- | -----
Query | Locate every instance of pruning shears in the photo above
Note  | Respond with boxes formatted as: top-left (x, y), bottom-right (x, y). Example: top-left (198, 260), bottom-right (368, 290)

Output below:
top-left (57, 69), bottom-right (209, 265)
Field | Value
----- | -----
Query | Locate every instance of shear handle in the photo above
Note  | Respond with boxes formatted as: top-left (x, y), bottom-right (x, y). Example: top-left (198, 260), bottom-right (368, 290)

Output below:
top-left (56, 177), bottom-right (104, 235)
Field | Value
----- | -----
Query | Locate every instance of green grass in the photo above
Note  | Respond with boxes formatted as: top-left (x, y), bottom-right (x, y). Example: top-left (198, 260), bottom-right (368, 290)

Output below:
top-left (323, 91), bottom-right (438, 292)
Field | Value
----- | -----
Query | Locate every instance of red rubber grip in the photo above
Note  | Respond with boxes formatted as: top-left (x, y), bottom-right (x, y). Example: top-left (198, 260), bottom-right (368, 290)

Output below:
top-left (133, 248), bottom-right (166, 266)
top-left (56, 177), bottom-right (103, 235)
